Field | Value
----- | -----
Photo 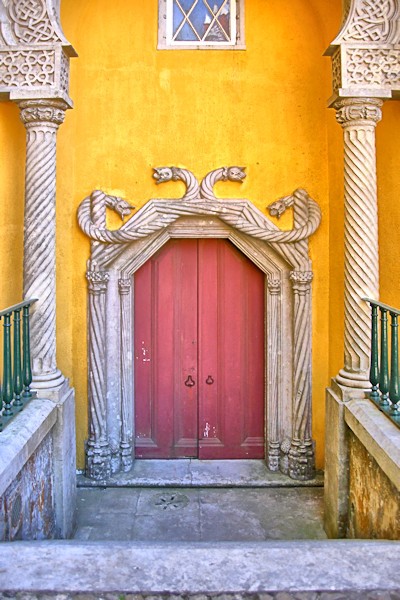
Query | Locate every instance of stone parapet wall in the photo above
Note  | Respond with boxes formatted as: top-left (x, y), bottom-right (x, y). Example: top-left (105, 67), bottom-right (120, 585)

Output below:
top-left (0, 385), bottom-right (76, 540)
top-left (0, 428), bottom-right (55, 540)
top-left (324, 387), bottom-right (400, 538)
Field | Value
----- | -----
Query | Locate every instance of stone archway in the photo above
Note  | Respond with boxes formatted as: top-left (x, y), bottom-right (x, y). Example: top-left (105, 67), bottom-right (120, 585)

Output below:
top-left (78, 167), bottom-right (321, 482)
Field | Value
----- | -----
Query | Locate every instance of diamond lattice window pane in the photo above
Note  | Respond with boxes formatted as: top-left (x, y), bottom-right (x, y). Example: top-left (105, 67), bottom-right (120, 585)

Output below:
top-left (171, 0), bottom-right (234, 45)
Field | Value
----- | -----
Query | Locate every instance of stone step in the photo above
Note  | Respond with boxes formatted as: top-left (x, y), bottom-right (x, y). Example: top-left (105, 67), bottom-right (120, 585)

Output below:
top-left (0, 540), bottom-right (399, 597)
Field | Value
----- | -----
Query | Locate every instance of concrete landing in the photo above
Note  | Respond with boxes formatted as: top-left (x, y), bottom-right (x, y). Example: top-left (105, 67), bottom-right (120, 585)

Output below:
top-left (77, 459), bottom-right (324, 488)
top-left (74, 486), bottom-right (326, 542)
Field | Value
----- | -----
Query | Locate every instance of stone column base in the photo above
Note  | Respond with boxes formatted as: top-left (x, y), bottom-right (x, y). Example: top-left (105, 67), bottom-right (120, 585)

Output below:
top-left (288, 439), bottom-right (315, 480)
top-left (86, 441), bottom-right (111, 480)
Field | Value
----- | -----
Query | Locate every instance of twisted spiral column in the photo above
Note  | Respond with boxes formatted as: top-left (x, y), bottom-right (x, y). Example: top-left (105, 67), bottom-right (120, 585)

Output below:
top-left (19, 99), bottom-right (68, 389)
top-left (334, 98), bottom-right (382, 389)
top-left (289, 271), bottom-right (315, 480)
top-left (86, 267), bottom-right (111, 480)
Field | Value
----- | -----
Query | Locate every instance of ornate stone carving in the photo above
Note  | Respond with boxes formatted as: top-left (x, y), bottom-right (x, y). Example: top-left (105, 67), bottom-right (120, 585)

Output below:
top-left (86, 262), bottom-right (111, 480)
top-left (0, 0), bottom-right (72, 46)
top-left (78, 183), bottom-right (321, 247)
top-left (346, 47), bottom-right (400, 89)
top-left (335, 0), bottom-right (399, 44)
top-left (200, 166), bottom-right (246, 200)
top-left (326, 1), bottom-right (400, 100)
top-left (0, 48), bottom-right (55, 87)
top-left (289, 270), bottom-right (314, 480)
top-left (118, 277), bottom-right (133, 472)
top-left (79, 169), bottom-right (321, 481)
top-left (334, 98), bottom-right (382, 389)
top-left (0, 1), bottom-right (75, 101)
top-left (18, 99), bottom-right (67, 386)
top-left (19, 96), bottom-right (66, 125)
top-left (153, 167), bottom-right (200, 200)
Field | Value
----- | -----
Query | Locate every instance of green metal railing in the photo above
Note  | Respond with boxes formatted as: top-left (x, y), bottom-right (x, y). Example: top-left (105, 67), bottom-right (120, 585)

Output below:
top-left (364, 298), bottom-right (400, 429)
top-left (0, 299), bottom-right (37, 432)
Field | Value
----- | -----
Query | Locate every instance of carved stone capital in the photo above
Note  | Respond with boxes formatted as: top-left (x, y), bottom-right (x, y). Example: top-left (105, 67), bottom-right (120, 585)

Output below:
top-left (18, 99), bottom-right (68, 128)
top-left (86, 270), bottom-right (109, 295)
top-left (267, 277), bottom-right (281, 295)
top-left (118, 278), bottom-right (132, 295)
top-left (334, 98), bottom-right (383, 127)
top-left (290, 271), bottom-right (313, 293)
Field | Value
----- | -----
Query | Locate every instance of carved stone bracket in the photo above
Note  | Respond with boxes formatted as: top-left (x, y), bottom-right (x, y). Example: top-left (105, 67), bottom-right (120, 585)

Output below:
top-left (0, 0), bottom-right (76, 103)
top-left (79, 168), bottom-right (321, 480)
top-left (325, 0), bottom-right (400, 102)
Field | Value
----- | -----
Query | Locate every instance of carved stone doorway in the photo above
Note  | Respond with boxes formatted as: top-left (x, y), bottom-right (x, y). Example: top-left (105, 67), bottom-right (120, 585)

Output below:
top-left (78, 168), bottom-right (321, 481)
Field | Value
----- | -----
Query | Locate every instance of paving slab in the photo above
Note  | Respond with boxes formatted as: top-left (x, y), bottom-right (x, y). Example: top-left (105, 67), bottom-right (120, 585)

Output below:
top-left (74, 487), bottom-right (326, 542)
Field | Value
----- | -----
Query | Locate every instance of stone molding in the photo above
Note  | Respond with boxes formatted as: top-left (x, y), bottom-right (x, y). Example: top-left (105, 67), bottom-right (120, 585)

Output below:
top-left (326, 0), bottom-right (400, 102)
top-left (78, 168), bottom-right (321, 480)
top-left (0, 0), bottom-right (76, 103)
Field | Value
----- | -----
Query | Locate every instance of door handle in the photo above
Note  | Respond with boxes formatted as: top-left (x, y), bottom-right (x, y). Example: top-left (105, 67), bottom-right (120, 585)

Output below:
top-left (206, 375), bottom-right (214, 385)
top-left (184, 375), bottom-right (195, 387)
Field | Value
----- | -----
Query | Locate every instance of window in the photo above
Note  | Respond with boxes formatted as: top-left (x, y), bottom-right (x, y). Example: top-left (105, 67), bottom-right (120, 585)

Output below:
top-left (158, 0), bottom-right (245, 50)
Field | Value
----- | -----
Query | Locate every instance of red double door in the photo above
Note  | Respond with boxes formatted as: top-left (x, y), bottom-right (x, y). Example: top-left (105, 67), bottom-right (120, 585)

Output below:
top-left (134, 238), bottom-right (265, 459)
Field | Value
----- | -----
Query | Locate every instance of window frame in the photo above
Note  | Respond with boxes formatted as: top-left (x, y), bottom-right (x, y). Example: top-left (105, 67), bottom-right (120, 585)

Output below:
top-left (158, 0), bottom-right (245, 50)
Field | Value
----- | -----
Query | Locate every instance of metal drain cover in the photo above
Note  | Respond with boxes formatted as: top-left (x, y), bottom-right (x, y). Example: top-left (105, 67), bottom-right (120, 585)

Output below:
top-left (154, 493), bottom-right (189, 510)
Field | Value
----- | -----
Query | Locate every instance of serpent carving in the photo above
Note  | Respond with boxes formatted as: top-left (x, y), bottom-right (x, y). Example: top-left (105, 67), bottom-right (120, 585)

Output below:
top-left (78, 177), bottom-right (321, 246)
top-left (266, 188), bottom-right (321, 243)
top-left (78, 190), bottom-right (133, 243)
top-left (153, 167), bottom-right (200, 201)
top-left (200, 166), bottom-right (246, 200)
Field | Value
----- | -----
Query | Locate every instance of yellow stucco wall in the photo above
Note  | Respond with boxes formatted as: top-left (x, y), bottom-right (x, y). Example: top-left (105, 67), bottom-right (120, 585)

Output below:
top-left (1, 0), bottom-right (398, 470)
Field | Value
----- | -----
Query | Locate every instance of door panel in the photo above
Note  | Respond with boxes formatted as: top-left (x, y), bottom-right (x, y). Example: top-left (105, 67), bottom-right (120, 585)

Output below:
top-left (134, 238), bottom-right (265, 459)
top-left (198, 239), bottom-right (265, 458)
top-left (134, 239), bottom-right (198, 458)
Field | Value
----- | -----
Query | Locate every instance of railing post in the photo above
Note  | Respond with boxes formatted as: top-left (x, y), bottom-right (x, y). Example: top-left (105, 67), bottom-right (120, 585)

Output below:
top-left (390, 312), bottom-right (400, 414)
top-left (2, 313), bottom-right (13, 417)
top-left (369, 304), bottom-right (380, 400)
top-left (13, 308), bottom-right (23, 409)
top-left (379, 308), bottom-right (389, 406)
top-left (22, 304), bottom-right (33, 400)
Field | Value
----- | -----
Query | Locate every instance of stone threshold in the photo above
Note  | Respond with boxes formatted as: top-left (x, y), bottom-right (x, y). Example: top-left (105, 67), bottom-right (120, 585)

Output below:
top-left (77, 459), bottom-right (324, 488)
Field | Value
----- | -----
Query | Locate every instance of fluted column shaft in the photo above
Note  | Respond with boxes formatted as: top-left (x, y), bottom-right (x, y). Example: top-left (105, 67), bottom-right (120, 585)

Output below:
top-left (334, 98), bottom-right (382, 389)
top-left (19, 99), bottom-right (68, 389)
